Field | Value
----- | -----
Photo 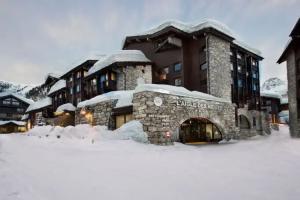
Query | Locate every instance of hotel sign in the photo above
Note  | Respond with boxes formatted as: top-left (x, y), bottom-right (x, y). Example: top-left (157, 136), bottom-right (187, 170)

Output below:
top-left (175, 99), bottom-right (223, 111)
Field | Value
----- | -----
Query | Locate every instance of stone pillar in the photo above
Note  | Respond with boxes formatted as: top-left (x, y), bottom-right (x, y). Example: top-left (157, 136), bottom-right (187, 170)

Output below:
top-left (208, 34), bottom-right (232, 101)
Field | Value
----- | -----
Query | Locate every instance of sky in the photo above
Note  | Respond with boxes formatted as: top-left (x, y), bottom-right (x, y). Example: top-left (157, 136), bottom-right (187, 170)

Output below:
top-left (0, 0), bottom-right (299, 86)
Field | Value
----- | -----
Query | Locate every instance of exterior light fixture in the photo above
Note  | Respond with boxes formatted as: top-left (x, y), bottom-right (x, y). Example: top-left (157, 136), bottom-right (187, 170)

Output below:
top-left (165, 131), bottom-right (171, 138)
top-left (80, 108), bottom-right (87, 115)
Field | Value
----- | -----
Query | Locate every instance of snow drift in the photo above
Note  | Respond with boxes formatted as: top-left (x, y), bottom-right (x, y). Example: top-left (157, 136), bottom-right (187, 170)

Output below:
top-left (26, 120), bottom-right (149, 143)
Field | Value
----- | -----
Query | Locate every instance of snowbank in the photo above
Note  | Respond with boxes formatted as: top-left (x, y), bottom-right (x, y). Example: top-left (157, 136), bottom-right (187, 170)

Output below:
top-left (26, 97), bottom-right (52, 113)
top-left (48, 80), bottom-right (66, 95)
top-left (26, 120), bottom-right (149, 143)
top-left (88, 50), bottom-right (151, 76)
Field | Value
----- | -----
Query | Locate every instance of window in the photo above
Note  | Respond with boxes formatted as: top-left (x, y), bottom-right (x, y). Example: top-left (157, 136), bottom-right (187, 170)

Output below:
top-left (76, 84), bottom-right (81, 93)
top-left (238, 79), bottom-right (243, 88)
top-left (111, 72), bottom-right (116, 81)
top-left (77, 71), bottom-right (81, 79)
top-left (252, 60), bottom-right (257, 66)
top-left (238, 65), bottom-right (242, 72)
top-left (17, 108), bottom-right (24, 113)
top-left (237, 53), bottom-right (242, 60)
top-left (174, 63), bottom-right (182, 72)
top-left (253, 84), bottom-right (257, 91)
top-left (92, 78), bottom-right (97, 86)
top-left (69, 76), bottom-right (73, 82)
top-left (201, 63), bottom-right (207, 70)
top-left (77, 97), bottom-right (81, 104)
top-left (12, 99), bottom-right (19, 106)
top-left (84, 71), bottom-right (88, 77)
top-left (230, 63), bottom-right (234, 71)
top-left (59, 94), bottom-right (62, 99)
top-left (3, 98), bottom-right (11, 105)
top-left (163, 67), bottom-right (169, 74)
top-left (70, 88), bottom-right (73, 95)
top-left (116, 114), bottom-right (133, 129)
top-left (174, 78), bottom-right (182, 86)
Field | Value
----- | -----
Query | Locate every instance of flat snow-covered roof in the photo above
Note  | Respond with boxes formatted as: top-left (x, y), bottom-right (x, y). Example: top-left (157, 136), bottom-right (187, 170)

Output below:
top-left (0, 120), bottom-right (26, 126)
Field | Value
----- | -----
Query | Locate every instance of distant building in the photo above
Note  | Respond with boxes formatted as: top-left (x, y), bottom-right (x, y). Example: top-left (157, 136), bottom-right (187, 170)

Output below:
top-left (278, 18), bottom-right (300, 137)
top-left (0, 93), bottom-right (33, 133)
top-left (260, 92), bottom-right (281, 123)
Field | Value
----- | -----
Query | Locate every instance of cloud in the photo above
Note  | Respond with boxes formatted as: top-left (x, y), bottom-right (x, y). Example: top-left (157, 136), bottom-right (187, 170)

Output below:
top-left (43, 14), bottom-right (97, 47)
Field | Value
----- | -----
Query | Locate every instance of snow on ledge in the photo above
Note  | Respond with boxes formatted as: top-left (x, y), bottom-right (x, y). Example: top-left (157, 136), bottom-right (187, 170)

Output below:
top-left (0, 120), bottom-right (26, 126)
top-left (26, 97), bottom-right (52, 113)
top-left (56, 103), bottom-right (76, 113)
top-left (260, 91), bottom-right (282, 99)
top-left (78, 90), bottom-right (134, 108)
top-left (48, 80), bottom-right (66, 95)
top-left (88, 50), bottom-right (151, 76)
top-left (135, 84), bottom-right (230, 103)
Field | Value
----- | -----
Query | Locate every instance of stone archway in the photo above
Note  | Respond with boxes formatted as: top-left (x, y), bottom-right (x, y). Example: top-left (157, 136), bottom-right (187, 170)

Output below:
top-left (179, 118), bottom-right (223, 143)
top-left (239, 115), bottom-right (251, 129)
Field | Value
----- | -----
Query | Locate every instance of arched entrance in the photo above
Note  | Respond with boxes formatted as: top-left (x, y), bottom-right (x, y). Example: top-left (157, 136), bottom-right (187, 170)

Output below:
top-left (179, 118), bottom-right (222, 143)
top-left (239, 115), bottom-right (250, 129)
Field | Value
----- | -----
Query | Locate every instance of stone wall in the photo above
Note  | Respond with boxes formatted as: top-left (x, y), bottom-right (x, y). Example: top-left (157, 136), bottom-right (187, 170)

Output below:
top-left (237, 107), bottom-right (270, 138)
top-left (116, 65), bottom-right (152, 90)
top-left (75, 100), bottom-right (117, 128)
top-left (286, 49), bottom-right (300, 137)
top-left (133, 91), bottom-right (238, 145)
top-left (208, 34), bottom-right (232, 101)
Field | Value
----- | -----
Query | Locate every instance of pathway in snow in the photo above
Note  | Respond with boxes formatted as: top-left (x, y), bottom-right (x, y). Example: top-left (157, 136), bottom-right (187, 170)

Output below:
top-left (1, 125), bottom-right (300, 200)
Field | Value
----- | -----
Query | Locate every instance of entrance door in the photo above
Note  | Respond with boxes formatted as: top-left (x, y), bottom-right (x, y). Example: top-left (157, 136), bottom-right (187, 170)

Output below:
top-left (179, 118), bottom-right (222, 143)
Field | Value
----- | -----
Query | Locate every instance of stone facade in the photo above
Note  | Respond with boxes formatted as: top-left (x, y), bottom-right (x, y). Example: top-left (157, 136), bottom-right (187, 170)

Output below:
top-left (237, 107), bottom-right (270, 138)
top-left (286, 50), bottom-right (300, 137)
top-left (133, 91), bottom-right (238, 145)
top-left (116, 65), bottom-right (152, 90)
top-left (75, 100), bottom-right (117, 128)
top-left (208, 34), bottom-right (232, 101)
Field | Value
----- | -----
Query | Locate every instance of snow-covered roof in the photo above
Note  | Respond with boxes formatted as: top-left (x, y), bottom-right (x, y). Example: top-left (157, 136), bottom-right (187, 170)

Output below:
top-left (61, 53), bottom-right (106, 78)
top-left (48, 80), bottom-right (66, 95)
top-left (78, 90), bottom-right (134, 108)
top-left (125, 19), bottom-right (262, 57)
top-left (0, 92), bottom-right (34, 105)
top-left (232, 40), bottom-right (262, 57)
top-left (135, 84), bottom-right (230, 103)
top-left (260, 91), bottom-right (282, 99)
top-left (0, 120), bottom-right (26, 126)
top-left (88, 50), bottom-right (151, 76)
top-left (26, 97), bottom-right (52, 113)
top-left (280, 98), bottom-right (288, 105)
top-left (44, 73), bottom-right (61, 81)
top-left (56, 103), bottom-right (76, 113)
top-left (21, 114), bottom-right (29, 121)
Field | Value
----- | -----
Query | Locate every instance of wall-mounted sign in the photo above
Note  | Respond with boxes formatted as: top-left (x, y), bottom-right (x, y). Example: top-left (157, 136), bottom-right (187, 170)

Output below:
top-left (154, 97), bottom-right (163, 106)
top-left (175, 99), bottom-right (223, 111)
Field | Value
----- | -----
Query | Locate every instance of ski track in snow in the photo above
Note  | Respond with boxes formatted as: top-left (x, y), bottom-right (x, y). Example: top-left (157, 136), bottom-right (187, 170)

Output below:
top-left (1, 125), bottom-right (300, 200)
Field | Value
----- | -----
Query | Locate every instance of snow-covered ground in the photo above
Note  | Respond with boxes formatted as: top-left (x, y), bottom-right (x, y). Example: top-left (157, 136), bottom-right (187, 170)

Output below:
top-left (1, 125), bottom-right (300, 200)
